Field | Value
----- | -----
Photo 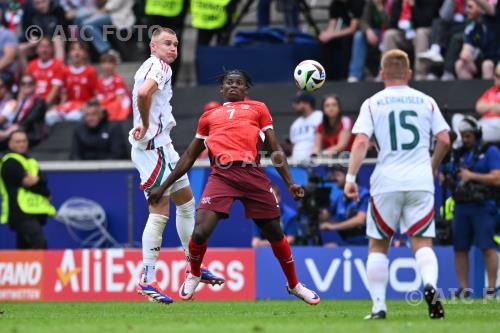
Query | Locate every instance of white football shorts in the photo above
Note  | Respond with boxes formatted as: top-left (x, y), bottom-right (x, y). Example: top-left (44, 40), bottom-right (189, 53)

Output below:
top-left (131, 143), bottom-right (190, 198)
top-left (367, 191), bottom-right (435, 239)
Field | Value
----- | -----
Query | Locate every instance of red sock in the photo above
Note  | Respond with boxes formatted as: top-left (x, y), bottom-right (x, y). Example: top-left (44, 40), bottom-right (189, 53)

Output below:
top-left (270, 236), bottom-right (299, 288)
top-left (189, 238), bottom-right (207, 277)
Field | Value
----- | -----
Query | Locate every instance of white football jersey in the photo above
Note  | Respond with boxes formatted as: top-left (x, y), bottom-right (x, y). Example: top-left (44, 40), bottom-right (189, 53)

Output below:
top-left (290, 110), bottom-right (323, 161)
top-left (352, 85), bottom-right (450, 195)
top-left (130, 55), bottom-right (176, 150)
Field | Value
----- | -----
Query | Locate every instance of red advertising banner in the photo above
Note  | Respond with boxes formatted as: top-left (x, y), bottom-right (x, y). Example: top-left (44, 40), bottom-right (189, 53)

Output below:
top-left (0, 251), bottom-right (45, 301)
top-left (0, 249), bottom-right (255, 301)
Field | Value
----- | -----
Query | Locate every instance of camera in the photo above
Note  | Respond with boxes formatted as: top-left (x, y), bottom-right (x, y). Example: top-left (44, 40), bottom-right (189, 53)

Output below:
top-left (295, 168), bottom-right (332, 245)
top-left (453, 180), bottom-right (493, 203)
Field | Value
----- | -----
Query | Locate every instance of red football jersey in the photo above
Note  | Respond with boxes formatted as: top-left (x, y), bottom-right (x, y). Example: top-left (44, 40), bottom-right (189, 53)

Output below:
top-left (196, 100), bottom-right (274, 164)
top-left (316, 115), bottom-right (354, 151)
top-left (26, 58), bottom-right (65, 100)
top-left (64, 65), bottom-right (98, 103)
top-left (478, 86), bottom-right (500, 119)
top-left (97, 73), bottom-right (127, 100)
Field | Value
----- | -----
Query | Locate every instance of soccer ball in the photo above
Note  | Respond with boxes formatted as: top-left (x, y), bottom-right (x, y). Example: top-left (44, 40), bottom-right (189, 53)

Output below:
top-left (294, 60), bottom-right (326, 92)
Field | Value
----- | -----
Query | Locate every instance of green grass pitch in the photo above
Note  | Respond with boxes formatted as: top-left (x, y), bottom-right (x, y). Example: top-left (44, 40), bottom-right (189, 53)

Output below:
top-left (1, 300), bottom-right (500, 333)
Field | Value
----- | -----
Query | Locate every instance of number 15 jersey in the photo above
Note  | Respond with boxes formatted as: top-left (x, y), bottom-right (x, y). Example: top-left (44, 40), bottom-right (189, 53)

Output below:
top-left (195, 100), bottom-right (273, 165)
top-left (352, 85), bottom-right (450, 195)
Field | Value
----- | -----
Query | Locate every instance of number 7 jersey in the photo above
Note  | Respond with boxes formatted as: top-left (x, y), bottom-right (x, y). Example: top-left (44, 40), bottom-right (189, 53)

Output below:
top-left (352, 85), bottom-right (450, 195)
top-left (195, 100), bottom-right (274, 165)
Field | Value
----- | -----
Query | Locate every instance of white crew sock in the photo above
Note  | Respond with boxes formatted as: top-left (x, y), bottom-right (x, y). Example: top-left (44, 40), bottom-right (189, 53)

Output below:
top-left (176, 198), bottom-right (196, 261)
top-left (415, 247), bottom-right (438, 288)
top-left (367, 252), bottom-right (389, 313)
top-left (142, 213), bottom-right (168, 283)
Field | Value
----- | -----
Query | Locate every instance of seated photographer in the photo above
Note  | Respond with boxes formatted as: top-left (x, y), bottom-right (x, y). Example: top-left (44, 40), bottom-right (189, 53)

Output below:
top-left (442, 116), bottom-right (500, 299)
top-left (319, 165), bottom-right (369, 246)
top-left (251, 185), bottom-right (298, 247)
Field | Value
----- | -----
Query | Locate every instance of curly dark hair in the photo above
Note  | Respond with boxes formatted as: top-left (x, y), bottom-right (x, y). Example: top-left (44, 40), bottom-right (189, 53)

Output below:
top-left (216, 69), bottom-right (253, 88)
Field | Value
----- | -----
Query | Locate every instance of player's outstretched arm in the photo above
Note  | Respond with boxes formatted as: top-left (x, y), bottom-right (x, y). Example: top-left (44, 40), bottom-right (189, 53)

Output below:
top-left (148, 138), bottom-right (205, 205)
top-left (264, 129), bottom-right (304, 200)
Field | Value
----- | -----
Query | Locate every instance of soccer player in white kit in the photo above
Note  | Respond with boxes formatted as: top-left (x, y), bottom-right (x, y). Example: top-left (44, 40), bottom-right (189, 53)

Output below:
top-left (130, 27), bottom-right (223, 304)
top-left (345, 50), bottom-right (451, 319)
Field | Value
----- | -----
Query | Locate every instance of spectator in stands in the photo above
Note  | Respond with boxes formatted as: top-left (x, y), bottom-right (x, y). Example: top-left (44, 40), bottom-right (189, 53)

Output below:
top-left (20, 0), bottom-right (68, 60)
top-left (2, 0), bottom-right (24, 33)
top-left (143, 0), bottom-right (188, 86)
top-left (454, 0), bottom-right (494, 79)
top-left (319, 0), bottom-right (365, 80)
top-left (0, 129), bottom-right (56, 249)
top-left (0, 21), bottom-right (18, 86)
top-left (0, 78), bottom-right (16, 131)
top-left (26, 37), bottom-right (66, 107)
top-left (475, 63), bottom-right (500, 142)
top-left (0, 74), bottom-right (47, 150)
top-left (417, 0), bottom-right (467, 81)
top-left (455, 0), bottom-right (500, 80)
top-left (472, 0), bottom-right (500, 79)
top-left (347, 0), bottom-right (390, 82)
top-left (312, 95), bottom-right (352, 157)
top-left (382, 0), bottom-right (442, 81)
top-left (319, 164), bottom-right (368, 246)
top-left (289, 91), bottom-right (323, 162)
top-left (252, 185), bottom-right (297, 247)
top-left (80, 0), bottom-right (135, 59)
top-left (70, 99), bottom-right (128, 160)
top-left (191, 0), bottom-right (238, 45)
top-left (59, 0), bottom-right (97, 25)
top-left (45, 41), bottom-right (98, 126)
top-left (96, 53), bottom-right (131, 121)
top-left (257, 0), bottom-right (299, 32)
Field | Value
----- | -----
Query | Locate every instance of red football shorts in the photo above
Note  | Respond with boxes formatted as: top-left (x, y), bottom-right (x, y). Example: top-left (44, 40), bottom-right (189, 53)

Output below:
top-left (197, 164), bottom-right (281, 220)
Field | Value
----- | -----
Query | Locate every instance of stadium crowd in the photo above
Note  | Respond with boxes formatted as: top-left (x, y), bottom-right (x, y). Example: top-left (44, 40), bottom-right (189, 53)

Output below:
top-left (0, 0), bottom-right (497, 155)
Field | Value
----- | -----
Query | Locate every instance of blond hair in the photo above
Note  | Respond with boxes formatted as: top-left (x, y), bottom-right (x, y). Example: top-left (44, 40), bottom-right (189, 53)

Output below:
top-left (151, 27), bottom-right (176, 40)
top-left (381, 49), bottom-right (410, 81)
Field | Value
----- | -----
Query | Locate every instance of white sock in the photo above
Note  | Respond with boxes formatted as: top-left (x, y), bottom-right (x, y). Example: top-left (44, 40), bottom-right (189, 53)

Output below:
top-left (142, 213), bottom-right (168, 283)
top-left (415, 247), bottom-right (438, 288)
top-left (176, 198), bottom-right (195, 261)
top-left (367, 252), bottom-right (389, 313)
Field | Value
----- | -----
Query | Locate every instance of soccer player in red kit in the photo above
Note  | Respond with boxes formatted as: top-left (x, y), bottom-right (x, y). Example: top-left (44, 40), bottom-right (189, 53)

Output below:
top-left (148, 70), bottom-right (320, 305)
top-left (26, 37), bottom-right (65, 106)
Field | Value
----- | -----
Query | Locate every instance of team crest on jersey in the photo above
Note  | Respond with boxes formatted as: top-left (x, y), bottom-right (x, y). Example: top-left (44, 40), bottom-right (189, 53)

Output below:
top-left (155, 72), bottom-right (164, 82)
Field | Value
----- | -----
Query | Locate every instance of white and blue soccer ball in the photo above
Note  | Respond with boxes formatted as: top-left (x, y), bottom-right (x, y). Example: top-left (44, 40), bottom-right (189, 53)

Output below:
top-left (293, 60), bottom-right (326, 92)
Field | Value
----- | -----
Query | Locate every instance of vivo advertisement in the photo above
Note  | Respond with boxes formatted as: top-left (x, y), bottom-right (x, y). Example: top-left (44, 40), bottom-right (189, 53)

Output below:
top-left (255, 247), bottom-right (462, 300)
